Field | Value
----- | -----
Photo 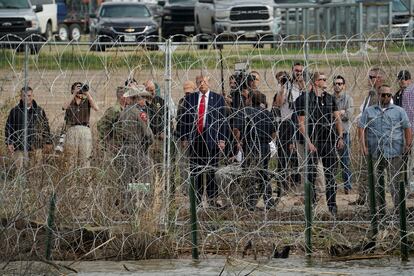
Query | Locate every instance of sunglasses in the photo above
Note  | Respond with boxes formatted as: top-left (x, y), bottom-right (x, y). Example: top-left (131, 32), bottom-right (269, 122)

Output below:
top-left (334, 82), bottom-right (344, 86)
top-left (380, 93), bottom-right (392, 98)
top-left (369, 75), bottom-right (378, 80)
top-left (318, 78), bottom-right (327, 81)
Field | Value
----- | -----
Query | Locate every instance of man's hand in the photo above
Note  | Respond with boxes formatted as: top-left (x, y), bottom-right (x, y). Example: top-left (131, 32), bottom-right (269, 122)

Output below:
top-left (232, 128), bottom-right (240, 141)
top-left (181, 140), bottom-right (189, 149)
top-left (337, 138), bottom-right (345, 150)
top-left (308, 142), bottom-right (317, 153)
top-left (218, 140), bottom-right (225, 151)
top-left (43, 144), bottom-right (53, 154)
top-left (289, 143), bottom-right (296, 152)
top-left (7, 144), bottom-right (14, 155)
top-left (157, 132), bottom-right (165, 140)
top-left (362, 144), bottom-right (368, 156)
top-left (340, 110), bottom-right (346, 116)
top-left (404, 144), bottom-right (411, 155)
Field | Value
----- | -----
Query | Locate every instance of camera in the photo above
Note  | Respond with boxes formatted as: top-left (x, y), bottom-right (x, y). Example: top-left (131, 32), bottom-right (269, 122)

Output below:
top-left (80, 84), bottom-right (89, 93)
top-left (280, 75), bottom-right (289, 85)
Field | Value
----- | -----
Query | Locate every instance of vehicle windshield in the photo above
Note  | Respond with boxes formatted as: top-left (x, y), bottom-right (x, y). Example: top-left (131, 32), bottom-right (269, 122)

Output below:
top-left (393, 0), bottom-right (408, 13)
top-left (0, 0), bottom-right (31, 9)
top-left (100, 5), bottom-right (151, 18)
top-left (169, 0), bottom-right (196, 3)
top-left (275, 0), bottom-right (316, 3)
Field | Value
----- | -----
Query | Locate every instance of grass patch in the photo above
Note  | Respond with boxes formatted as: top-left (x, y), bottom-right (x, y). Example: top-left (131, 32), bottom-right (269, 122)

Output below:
top-left (0, 42), bottom-right (410, 71)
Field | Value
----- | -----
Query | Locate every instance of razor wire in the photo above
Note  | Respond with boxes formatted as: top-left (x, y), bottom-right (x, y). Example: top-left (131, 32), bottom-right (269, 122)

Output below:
top-left (0, 33), bottom-right (414, 265)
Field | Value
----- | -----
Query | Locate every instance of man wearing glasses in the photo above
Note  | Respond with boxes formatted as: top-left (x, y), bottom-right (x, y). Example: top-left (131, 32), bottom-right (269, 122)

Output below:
top-left (295, 72), bottom-right (344, 216)
top-left (400, 70), bottom-right (414, 195)
top-left (350, 67), bottom-right (387, 205)
top-left (359, 85), bottom-right (412, 217)
top-left (272, 62), bottom-right (305, 198)
top-left (333, 75), bottom-right (354, 195)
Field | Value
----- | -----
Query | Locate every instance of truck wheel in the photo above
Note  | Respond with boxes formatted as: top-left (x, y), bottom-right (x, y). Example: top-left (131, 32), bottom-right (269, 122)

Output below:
top-left (69, 24), bottom-right (82, 41)
top-left (58, 24), bottom-right (69, 41)
top-left (44, 22), bottom-right (53, 40)
top-left (30, 44), bottom-right (42, 55)
top-left (198, 36), bottom-right (208, 50)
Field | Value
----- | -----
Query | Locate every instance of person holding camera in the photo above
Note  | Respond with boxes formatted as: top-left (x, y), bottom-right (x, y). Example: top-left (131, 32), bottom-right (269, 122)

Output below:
top-left (247, 70), bottom-right (267, 108)
top-left (62, 82), bottom-right (99, 169)
top-left (272, 64), bottom-right (304, 199)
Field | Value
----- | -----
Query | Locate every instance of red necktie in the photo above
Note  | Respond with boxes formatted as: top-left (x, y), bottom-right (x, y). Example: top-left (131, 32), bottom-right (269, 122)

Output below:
top-left (197, 94), bottom-right (206, 134)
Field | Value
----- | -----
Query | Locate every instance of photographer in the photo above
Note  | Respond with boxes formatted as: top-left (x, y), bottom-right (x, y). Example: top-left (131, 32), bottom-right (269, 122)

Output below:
top-left (248, 71), bottom-right (267, 108)
top-left (271, 63), bottom-right (304, 199)
top-left (62, 82), bottom-right (99, 168)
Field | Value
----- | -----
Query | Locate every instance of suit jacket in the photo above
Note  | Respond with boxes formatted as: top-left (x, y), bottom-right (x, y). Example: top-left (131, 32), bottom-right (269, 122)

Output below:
top-left (179, 91), bottom-right (228, 151)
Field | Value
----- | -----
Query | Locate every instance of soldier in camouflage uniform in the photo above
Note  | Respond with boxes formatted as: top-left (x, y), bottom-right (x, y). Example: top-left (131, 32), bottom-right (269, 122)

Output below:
top-left (114, 85), bottom-right (154, 212)
top-left (97, 87), bottom-right (126, 153)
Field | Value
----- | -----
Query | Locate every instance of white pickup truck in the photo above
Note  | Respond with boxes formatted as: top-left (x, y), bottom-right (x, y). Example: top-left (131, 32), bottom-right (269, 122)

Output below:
top-left (194, 0), bottom-right (279, 46)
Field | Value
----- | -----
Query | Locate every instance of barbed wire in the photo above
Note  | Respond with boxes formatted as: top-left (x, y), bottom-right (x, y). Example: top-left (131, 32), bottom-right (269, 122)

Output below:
top-left (0, 33), bottom-right (413, 269)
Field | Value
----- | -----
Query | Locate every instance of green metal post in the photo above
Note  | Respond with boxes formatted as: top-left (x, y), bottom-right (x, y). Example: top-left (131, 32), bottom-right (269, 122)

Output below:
top-left (189, 177), bottom-right (199, 259)
top-left (304, 42), bottom-right (312, 256)
top-left (304, 181), bottom-right (312, 255)
top-left (367, 154), bottom-right (378, 239)
top-left (45, 192), bottom-right (56, 260)
top-left (399, 181), bottom-right (408, 261)
top-left (378, 173), bottom-right (386, 220)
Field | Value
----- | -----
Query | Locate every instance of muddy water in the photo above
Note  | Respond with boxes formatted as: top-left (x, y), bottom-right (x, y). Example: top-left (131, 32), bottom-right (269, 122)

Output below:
top-left (69, 257), bottom-right (414, 275)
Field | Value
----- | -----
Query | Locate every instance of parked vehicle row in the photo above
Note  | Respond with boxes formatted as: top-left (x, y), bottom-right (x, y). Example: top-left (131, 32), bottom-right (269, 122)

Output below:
top-left (1, 0), bottom-right (413, 53)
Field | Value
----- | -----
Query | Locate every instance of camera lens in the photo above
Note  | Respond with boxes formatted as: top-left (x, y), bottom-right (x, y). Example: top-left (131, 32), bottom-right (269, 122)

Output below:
top-left (81, 84), bottom-right (89, 92)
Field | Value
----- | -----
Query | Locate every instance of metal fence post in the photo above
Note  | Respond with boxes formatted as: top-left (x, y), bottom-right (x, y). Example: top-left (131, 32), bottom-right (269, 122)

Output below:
top-left (189, 176), bottom-right (199, 259)
top-left (163, 39), bottom-right (173, 229)
top-left (304, 42), bottom-right (312, 256)
top-left (45, 192), bottom-right (56, 260)
top-left (399, 180), bottom-right (408, 261)
top-left (367, 154), bottom-right (378, 239)
top-left (23, 43), bottom-right (29, 169)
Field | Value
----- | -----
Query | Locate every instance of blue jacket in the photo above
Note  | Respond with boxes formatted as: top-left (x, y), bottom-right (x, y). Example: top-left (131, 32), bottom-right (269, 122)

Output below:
top-left (179, 91), bottom-right (229, 150)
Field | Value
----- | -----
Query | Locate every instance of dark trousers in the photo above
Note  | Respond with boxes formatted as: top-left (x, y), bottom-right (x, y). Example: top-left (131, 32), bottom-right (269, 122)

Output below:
top-left (189, 134), bottom-right (219, 204)
top-left (243, 143), bottom-right (272, 207)
top-left (276, 120), bottom-right (300, 196)
top-left (307, 142), bottom-right (337, 208)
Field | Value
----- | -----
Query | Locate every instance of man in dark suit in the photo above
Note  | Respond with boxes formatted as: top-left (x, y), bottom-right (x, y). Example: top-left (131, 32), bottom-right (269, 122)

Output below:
top-left (179, 75), bottom-right (228, 207)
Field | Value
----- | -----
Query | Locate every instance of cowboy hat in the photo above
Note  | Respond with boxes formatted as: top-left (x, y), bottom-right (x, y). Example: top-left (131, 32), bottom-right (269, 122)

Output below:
top-left (123, 85), bottom-right (152, 98)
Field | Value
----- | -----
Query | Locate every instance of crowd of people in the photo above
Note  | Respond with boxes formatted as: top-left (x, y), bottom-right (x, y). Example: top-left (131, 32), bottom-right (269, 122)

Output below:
top-left (4, 63), bottom-right (414, 217)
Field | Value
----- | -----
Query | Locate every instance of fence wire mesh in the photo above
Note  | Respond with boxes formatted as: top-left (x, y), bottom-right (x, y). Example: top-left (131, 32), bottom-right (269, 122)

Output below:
top-left (1, 34), bottom-right (414, 266)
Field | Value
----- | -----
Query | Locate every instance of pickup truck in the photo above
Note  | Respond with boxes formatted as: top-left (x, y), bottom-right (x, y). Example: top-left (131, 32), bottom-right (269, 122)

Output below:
top-left (194, 0), bottom-right (279, 47)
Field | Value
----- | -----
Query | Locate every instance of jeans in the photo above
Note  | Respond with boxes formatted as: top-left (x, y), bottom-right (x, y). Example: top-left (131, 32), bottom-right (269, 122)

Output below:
top-left (339, 133), bottom-right (352, 191)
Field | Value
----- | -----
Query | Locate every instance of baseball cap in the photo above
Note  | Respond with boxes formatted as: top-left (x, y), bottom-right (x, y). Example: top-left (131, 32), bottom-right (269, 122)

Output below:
top-left (397, 70), bottom-right (411, 81)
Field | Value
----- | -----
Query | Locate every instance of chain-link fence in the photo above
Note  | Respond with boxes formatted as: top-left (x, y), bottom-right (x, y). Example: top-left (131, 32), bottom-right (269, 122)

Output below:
top-left (1, 34), bottom-right (414, 267)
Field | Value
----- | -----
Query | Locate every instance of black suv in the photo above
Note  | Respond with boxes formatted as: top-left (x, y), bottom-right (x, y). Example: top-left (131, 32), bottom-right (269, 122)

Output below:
top-left (160, 0), bottom-right (196, 40)
top-left (89, 2), bottom-right (159, 51)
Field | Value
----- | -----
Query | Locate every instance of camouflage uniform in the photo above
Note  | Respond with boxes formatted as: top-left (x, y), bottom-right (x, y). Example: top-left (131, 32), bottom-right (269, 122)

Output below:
top-left (113, 104), bottom-right (154, 211)
top-left (97, 103), bottom-right (123, 152)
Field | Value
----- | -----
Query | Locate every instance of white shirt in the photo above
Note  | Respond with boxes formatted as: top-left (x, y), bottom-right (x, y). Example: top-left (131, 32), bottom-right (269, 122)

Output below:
top-left (279, 82), bottom-right (301, 120)
top-left (197, 90), bottom-right (210, 127)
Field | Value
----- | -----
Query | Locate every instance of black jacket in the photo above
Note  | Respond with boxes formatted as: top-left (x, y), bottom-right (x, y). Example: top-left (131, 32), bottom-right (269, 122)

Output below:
top-left (5, 100), bottom-right (52, 151)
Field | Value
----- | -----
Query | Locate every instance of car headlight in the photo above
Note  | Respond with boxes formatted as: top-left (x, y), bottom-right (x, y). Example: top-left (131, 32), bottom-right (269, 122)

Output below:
top-left (163, 15), bottom-right (172, 21)
top-left (99, 25), bottom-right (111, 31)
top-left (26, 18), bottom-right (40, 31)
top-left (215, 10), bottom-right (229, 20)
top-left (146, 25), bottom-right (158, 32)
